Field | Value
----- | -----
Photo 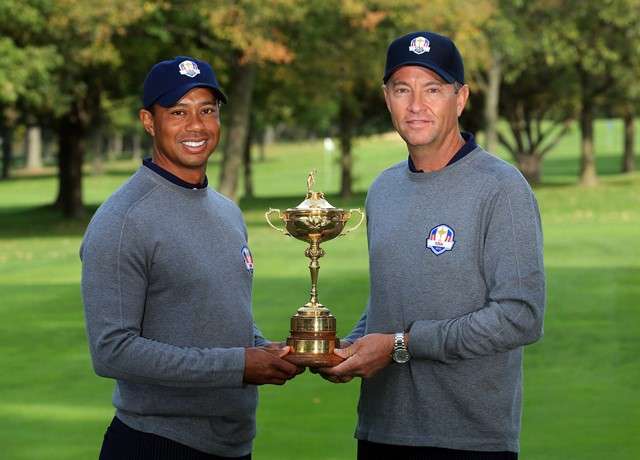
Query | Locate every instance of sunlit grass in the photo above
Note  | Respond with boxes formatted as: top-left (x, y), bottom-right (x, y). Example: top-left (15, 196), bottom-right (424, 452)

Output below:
top-left (1, 121), bottom-right (639, 459)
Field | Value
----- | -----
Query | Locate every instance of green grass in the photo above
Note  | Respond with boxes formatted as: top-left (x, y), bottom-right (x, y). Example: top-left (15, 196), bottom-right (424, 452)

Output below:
top-left (1, 119), bottom-right (639, 459)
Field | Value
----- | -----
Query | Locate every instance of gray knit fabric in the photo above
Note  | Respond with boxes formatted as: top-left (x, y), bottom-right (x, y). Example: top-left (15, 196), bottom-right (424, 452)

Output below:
top-left (345, 147), bottom-right (545, 452)
top-left (81, 166), bottom-right (265, 457)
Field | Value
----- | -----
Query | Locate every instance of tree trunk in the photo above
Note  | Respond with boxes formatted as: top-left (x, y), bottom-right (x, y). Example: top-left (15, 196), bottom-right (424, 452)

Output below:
top-left (243, 119), bottom-right (254, 199)
top-left (260, 125), bottom-right (275, 162)
top-left (484, 51), bottom-right (501, 153)
top-left (43, 129), bottom-right (55, 164)
top-left (0, 120), bottom-right (13, 180)
top-left (577, 69), bottom-right (598, 187)
top-left (621, 108), bottom-right (635, 173)
top-left (91, 129), bottom-right (104, 175)
top-left (579, 99), bottom-right (597, 186)
top-left (516, 154), bottom-right (542, 185)
top-left (131, 132), bottom-right (142, 161)
top-left (108, 131), bottom-right (123, 161)
top-left (55, 117), bottom-right (86, 218)
top-left (338, 95), bottom-right (355, 199)
top-left (25, 125), bottom-right (43, 170)
top-left (218, 54), bottom-right (257, 201)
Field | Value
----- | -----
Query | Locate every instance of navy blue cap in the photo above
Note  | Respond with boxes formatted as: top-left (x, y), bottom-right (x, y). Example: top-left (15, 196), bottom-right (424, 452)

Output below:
top-left (383, 32), bottom-right (464, 84)
top-left (142, 56), bottom-right (227, 109)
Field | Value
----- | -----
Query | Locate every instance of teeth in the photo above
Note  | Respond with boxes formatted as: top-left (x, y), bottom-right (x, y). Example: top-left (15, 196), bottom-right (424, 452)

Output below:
top-left (182, 140), bottom-right (205, 147)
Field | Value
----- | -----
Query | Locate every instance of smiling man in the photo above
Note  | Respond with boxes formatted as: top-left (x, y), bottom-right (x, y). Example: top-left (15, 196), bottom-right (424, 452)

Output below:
top-left (80, 56), bottom-right (299, 460)
top-left (317, 33), bottom-right (546, 459)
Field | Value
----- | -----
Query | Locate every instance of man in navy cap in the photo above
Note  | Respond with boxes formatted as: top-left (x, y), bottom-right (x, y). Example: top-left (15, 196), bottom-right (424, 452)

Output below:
top-left (81, 56), bottom-right (300, 460)
top-left (318, 32), bottom-right (546, 459)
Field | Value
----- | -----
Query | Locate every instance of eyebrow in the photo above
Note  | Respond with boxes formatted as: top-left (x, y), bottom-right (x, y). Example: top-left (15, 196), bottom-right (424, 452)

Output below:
top-left (170, 99), bottom-right (218, 108)
top-left (389, 79), bottom-right (443, 87)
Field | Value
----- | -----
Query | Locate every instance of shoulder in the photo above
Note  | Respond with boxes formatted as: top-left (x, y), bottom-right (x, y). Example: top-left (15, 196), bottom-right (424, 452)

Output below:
top-left (365, 161), bottom-right (406, 209)
top-left (466, 149), bottom-right (540, 222)
top-left (468, 148), bottom-right (533, 196)
top-left (210, 189), bottom-right (243, 216)
top-left (367, 161), bottom-right (406, 194)
top-left (82, 170), bottom-right (160, 248)
top-left (208, 188), bottom-right (246, 228)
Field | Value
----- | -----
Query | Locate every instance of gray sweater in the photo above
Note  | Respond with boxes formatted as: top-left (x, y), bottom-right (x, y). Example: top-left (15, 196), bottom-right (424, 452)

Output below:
top-left (80, 166), bottom-right (265, 456)
top-left (346, 147), bottom-right (545, 452)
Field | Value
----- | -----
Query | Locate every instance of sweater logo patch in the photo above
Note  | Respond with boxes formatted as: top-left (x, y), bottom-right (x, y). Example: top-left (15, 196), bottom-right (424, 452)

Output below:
top-left (241, 246), bottom-right (254, 273)
top-left (426, 224), bottom-right (455, 255)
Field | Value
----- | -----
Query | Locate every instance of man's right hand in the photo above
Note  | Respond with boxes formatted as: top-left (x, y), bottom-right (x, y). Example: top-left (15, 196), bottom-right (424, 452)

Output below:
top-left (243, 346), bottom-right (301, 385)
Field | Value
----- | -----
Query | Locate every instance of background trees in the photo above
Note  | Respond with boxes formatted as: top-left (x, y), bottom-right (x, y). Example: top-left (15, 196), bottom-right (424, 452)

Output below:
top-left (0, 0), bottom-right (638, 216)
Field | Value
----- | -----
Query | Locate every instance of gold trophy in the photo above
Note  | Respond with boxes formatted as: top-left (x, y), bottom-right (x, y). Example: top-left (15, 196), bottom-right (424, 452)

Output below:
top-left (265, 171), bottom-right (364, 367)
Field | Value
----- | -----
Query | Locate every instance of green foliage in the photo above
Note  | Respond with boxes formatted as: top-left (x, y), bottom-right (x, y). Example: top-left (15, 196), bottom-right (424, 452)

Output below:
top-left (1, 1), bottom-right (640, 201)
top-left (0, 39), bottom-right (60, 109)
top-left (0, 1), bottom-right (59, 114)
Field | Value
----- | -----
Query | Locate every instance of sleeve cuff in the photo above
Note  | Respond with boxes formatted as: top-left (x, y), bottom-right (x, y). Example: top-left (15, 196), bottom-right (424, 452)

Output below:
top-left (208, 347), bottom-right (246, 388)
top-left (408, 320), bottom-right (445, 362)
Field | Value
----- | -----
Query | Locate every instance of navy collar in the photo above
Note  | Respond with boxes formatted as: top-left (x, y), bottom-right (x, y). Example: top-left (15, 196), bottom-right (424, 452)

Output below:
top-left (143, 157), bottom-right (208, 189)
top-left (408, 132), bottom-right (477, 173)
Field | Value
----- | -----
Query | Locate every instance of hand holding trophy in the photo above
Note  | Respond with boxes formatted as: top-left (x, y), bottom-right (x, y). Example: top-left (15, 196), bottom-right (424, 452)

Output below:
top-left (265, 171), bottom-right (364, 367)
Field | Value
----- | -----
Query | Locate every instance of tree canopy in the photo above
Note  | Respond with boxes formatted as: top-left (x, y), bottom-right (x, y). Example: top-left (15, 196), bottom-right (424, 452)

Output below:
top-left (1, 0), bottom-right (638, 215)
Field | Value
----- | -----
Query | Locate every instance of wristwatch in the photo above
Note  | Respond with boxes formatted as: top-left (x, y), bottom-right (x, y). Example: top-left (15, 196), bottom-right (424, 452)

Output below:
top-left (391, 332), bottom-right (410, 364)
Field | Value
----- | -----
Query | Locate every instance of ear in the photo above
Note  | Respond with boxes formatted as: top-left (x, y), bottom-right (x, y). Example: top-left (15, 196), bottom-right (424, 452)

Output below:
top-left (382, 84), bottom-right (392, 113)
top-left (139, 109), bottom-right (155, 137)
top-left (456, 85), bottom-right (470, 117)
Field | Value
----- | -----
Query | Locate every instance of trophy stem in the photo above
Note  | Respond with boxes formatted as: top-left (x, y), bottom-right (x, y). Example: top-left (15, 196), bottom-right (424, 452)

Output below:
top-left (304, 239), bottom-right (325, 308)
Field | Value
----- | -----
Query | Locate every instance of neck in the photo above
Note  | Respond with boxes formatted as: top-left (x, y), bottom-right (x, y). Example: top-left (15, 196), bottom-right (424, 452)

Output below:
top-left (152, 154), bottom-right (206, 186)
top-left (409, 131), bottom-right (465, 172)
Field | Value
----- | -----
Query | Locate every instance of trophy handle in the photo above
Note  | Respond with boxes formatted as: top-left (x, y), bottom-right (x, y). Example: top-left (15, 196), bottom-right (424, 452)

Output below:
top-left (265, 208), bottom-right (287, 233)
top-left (341, 209), bottom-right (365, 235)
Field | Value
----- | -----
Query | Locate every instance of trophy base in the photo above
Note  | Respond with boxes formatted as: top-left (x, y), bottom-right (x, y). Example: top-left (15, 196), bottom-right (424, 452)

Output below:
top-left (285, 307), bottom-right (344, 368)
top-left (285, 352), bottom-right (344, 368)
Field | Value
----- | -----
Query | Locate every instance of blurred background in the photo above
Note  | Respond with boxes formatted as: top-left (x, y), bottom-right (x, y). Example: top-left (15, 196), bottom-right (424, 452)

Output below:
top-left (0, 0), bottom-right (638, 459)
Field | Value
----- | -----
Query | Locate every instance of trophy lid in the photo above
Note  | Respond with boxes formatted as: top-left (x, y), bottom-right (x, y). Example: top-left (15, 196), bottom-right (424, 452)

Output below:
top-left (288, 171), bottom-right (341, 211)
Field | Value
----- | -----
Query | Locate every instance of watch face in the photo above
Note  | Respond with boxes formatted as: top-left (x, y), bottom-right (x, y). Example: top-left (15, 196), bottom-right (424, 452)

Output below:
top-left (393, 348), bottom-right (410, 364)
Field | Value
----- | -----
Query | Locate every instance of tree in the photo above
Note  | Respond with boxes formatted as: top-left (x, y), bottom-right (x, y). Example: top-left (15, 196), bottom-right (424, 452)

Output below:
top-left (540, 0), bottom-right (640, 186)
top-left (25, 125), bottom-right (43, 170)
top-left (45, 0), bottom-right (149, 217)
top-left (197, 0), bottom-right (301, 201)
top-left (609, 12), bottom-right (640, 173)
top-left (472, 0), bottom-right (523, 153)
top-left (497, 63), bottom-right (576, 184)
top-left (280, 0), bottom-right (391, 198)
top-left (490, 1), bottom-right (579, 184)
top-left (0, 1), bottom-right (60, 179)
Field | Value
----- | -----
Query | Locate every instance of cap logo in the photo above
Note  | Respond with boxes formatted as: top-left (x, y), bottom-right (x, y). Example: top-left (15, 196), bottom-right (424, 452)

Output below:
top-left (178, 60), bottom-right (200, 78)
top-left (409, 36), bottom-right (430, 55)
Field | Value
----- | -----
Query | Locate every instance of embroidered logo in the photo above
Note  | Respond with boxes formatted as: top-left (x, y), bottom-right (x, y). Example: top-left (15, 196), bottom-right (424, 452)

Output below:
top-left (241, 246), bottom-right (254, 273)
top-left (426, 224), bottom-right (455, 256)
top-left (409, 36), bottom-right (430, 55)
top-left (178, 60), bottom-right (200, 78)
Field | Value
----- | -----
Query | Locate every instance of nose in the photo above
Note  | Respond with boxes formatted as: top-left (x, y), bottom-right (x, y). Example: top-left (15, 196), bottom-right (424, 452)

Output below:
top-left (185, 110), bottom-right (206, 131)
top-left (408, 91), bottom-right (427, 113)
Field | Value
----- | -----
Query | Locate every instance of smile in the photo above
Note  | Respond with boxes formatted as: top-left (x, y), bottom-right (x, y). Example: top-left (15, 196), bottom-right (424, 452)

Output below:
top-left (181, 140), bottom-right (206, 147)
top-left (406, 120), bottom-right (432, 126)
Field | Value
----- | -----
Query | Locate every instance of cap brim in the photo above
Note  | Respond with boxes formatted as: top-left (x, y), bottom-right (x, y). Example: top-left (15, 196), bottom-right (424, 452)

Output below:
top-left (153, 82), bottom-right (228, 108)
top-left (383, 62), bottom-right (456, 84)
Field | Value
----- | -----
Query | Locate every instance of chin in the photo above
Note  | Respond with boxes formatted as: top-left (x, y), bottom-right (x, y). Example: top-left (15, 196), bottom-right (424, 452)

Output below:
top-left (403, 136), bottom-right (436, 148)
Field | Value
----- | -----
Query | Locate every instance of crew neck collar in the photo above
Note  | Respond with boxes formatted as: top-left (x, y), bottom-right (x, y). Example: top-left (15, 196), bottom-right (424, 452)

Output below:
top-left (143, 157), bottom-right (208, 189)
top-left (408, 131), bottom-right (477, 173)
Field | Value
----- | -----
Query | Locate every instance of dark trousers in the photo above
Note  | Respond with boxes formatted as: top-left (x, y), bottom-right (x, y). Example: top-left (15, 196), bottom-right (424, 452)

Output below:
top-left (99, 417), bottom-right (251, 460)
top-left (357, 440), bottom-right (517, 460)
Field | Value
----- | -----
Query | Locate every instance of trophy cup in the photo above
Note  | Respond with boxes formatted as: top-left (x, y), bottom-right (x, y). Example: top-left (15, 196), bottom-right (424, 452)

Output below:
top-left (265, 171), bottom-right (364, 367)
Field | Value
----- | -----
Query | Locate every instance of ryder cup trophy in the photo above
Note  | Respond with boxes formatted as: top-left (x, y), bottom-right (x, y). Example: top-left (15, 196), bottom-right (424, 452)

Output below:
top-left (265, 171), bottom-right (364, 367)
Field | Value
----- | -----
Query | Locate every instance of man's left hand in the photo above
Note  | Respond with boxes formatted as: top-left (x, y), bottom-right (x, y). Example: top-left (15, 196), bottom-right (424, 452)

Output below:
top-left (318, 333), bottom-right (395, 379)
top-left (263, 341), bottom-right (306, 375)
